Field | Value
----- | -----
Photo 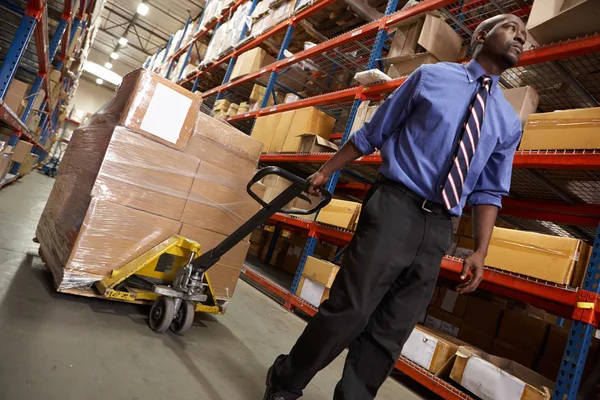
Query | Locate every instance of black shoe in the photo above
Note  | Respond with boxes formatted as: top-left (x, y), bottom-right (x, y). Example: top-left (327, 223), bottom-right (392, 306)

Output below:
top-left (263, 367), bottom-right (288, 400)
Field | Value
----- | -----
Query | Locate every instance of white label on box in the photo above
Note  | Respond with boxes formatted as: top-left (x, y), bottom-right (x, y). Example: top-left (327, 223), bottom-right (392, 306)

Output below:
top-left (462, 356), bottom-right (526, 400)
top-left (300, 279), bottom-right (325, 308)
top-left (140, 83), bottom-right (192, 144)
top-left (441, 290), bottom-right (459, 313)
top-left (351, 29), bottom-right (363, 37)
top-left (401, 329), bottom-right (437, 370)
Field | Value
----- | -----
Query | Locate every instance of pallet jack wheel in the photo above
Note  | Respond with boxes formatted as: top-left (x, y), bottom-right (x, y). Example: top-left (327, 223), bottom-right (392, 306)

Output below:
top-left (170, 301), bottom-right (195, 334)
top-left (149, 296), bottom-right (175, 332)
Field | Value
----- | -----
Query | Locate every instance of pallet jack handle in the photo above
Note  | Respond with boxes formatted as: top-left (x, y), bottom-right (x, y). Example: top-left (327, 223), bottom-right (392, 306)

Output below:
top-left (191, 167), bottom-right (332, 273)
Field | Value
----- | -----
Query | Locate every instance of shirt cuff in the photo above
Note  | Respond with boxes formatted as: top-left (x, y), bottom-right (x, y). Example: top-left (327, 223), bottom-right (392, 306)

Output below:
top-left (350, 128), bottom-right (375, 155)
top-left (468, 192), bottom-right (503, 209)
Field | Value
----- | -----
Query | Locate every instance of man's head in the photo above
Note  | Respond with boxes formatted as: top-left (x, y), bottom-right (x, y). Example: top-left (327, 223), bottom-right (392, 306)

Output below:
top-left (471, 14), bottom-right (527, 70)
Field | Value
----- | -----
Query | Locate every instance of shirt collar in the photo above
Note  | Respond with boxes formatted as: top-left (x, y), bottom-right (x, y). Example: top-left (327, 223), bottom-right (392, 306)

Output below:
top-left (464, 60), bottom-right (501, 93)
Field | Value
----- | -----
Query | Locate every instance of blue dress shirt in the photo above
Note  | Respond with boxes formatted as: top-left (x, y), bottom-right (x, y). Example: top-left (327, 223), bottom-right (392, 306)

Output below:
top-left (351, 60), bottom-right (522, 216)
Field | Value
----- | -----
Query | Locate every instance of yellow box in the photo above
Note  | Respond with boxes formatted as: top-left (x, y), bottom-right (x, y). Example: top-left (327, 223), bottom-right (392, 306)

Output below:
top-left (280, 108), bottom-right (336, 152)
top-left (302, 256), bottom-right (339, 288)
top-left (230, 47), bottom-right (276, 80)
top-left (251, 114), bottom-right (281, 152)
top-left (402, 325), bottom-right (466, 375)
top-left (316, 199), bottom-right (361, 230)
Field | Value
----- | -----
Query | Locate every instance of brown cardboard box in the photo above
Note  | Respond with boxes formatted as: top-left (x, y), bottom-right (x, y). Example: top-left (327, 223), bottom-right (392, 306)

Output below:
top-left (462, 297), bottom-right (503, 337)
top-left (440, 288), bottom-right (469, 318)
top-left (248, 242), bottom-right (262, 257)
top-left (249, 84), bottom-right (266, 104)
top-left (280, 108), bottom-right (336, 153)
top-left (302, 256), bottom-right (339, 287)
top-left (296, 134), bottom-right (338, 153)
top-left (425, 306), bottom-right (445, 331)
top-left (441, 312), bottom-right (462, 337)
top-left (520, 107), bottom-right (600, 150)
top-left (251, 114), bottom-right (281, 153)
top-left (296, 276), bottom-right (329, 306)
top-left (261, 175), bottom-right (294, 205)
top-left (503, 86), bottom-right (540, 127)
top-left (541, 324), bottom-right (569, 363)
top-left (249, 228), bottom-right (269, 246)
top-left (450, 347), bottom-right (554, 400)
top-left (485, 227), bottom-right (591, 285)
top-left (59, 199), bottom-right (182, 290)
top-left (91, 127), bottom-right (199, 221)
top-left (526, 0), bottom-right (600, 45)
top-left (316, 199), bottom-right (361, 230)
top-left (453, 236), bottom-right (474, 259)
top-left (101, 68), bottom-right (202, 151)
top-left (12, 140), bottom-right (34, 164)
top-left (281, 234), bottom-right (306, 274)
top-left (402, 325), bottom-right (467, 375)
top-left (180, 224), bottom-right (249, 299)
top-left (181, 161), bottom-right (261, 236)
top-left (5, 79), bottom-right (29, 114)
top-left (230, 47), bottom-right (276, 80)
top-left (0, 145), bottom-right (13, 181)
top-left (497, 309), bottom-right (549, 355)
top-left (386, 13), bottom-right (463, 77)
top-left (19, 153), bottom-right (38, 175)
top-left (492, 339), bottom-right (537, 369)
top-left (458, 324), bottom-right (494, 353)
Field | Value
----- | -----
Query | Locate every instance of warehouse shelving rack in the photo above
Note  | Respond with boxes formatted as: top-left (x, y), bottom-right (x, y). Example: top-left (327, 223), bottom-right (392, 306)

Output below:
top-left (0, 0), bottom-right (93, 185)
top-left (146, 0), bottom-right (600, 398)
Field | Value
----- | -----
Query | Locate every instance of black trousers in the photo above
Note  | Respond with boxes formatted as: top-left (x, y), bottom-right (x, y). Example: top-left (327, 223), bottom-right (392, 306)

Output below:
top-left (270, 180), bottom-right (454, 399)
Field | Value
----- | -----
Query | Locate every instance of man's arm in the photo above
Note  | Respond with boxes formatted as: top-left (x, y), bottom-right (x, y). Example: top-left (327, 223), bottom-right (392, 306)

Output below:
top-left (457, 119), bottom-right (522, 293)
top-left (308, 66), bottom-right (426, 194)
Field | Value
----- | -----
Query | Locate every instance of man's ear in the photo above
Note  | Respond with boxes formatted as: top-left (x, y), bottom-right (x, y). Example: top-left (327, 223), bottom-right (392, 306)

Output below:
top-left (475, 30), bottom-right (487, 45)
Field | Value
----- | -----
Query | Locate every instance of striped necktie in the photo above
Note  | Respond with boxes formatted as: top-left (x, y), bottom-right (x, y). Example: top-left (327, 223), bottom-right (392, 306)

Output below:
top-left (442, 75), bottom-right (493, 210)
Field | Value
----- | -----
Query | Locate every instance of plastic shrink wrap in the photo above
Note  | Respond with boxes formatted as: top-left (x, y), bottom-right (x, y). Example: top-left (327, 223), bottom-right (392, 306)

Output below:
top-left (36, 68), bottom-right (263, 304)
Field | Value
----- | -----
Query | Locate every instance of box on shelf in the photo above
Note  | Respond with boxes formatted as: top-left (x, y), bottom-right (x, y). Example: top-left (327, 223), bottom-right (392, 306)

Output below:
top-left (251, 114), bottom-right (281, 152)
top-left (526, 0), bottom-right (600, 45)
top-left (296, 134), bottom-right (338, 153)
top-left (284, 93), bottom-right (300, 103)
top-left (12, 140), bottom-right (34, 164)
top-left (497, 309), bottom-right (549, 356)
top-left (230, 48), bottom-right (276, 80)
top-left (5, 79), bottom-right (30, 115)
top-left (458, 324), bottom-right (494, 353)
top-left (0, 144), bottom-right (13, 181)
top-left (439, 288), bottom-right (469, 318)
top-left (277, 107), bottom-right (336, 153)
top-left (450, 346), bottom-right (554, 400)
top-left (19, 153), bottom-right (39, 175)
top-left (425, 306), bottom-right (445, 331)
top-left (503, 86), bottom-right (540, 127)
top-left (316, 199), bottom-right (362, 230)
top-left (350, 100), bottom-right (379, 134)
top-left (401, 325), bottom-right (466, 375)
top-left (302, 256), bottom-right (339, 288)
top-left (281, 234), bottom-right (305, 274)
top-left (485, 227), bottom-right (591, 286)
top-left (386, 13), bottom-right (463, 78)
top-left (296, 276), bottom-right (329, 307)
top-left (520, 107), bottom-right (600, 150)
top-left (492, 339), bottom-right (536, 369)
top-left (462, 297), bottom-right (503, 337)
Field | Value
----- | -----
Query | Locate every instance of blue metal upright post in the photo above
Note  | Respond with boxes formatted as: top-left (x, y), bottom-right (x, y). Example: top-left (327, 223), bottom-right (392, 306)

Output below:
top-left (160, 35), bottom-right (175, 67)
top-left (20, 76), bottom-right (44, 123)
top-left (0, 14), bottom-right (38, 99)
top-left (191, 77), bottom-right (200, 93)
top-left (552, 224), bottom-right (600, 399)
top-left (166, 17), bottom-right (192, 79)
top-left (48, 18), bottom-right (68, 63)
top-left (291, 234), bottom-right (318, 293)
top-left (259, 25), bottom-right (295, 109)
top-left (177, 41), bottom-right (196, 81)
top-left (68, 17), bottom-right (81, 48)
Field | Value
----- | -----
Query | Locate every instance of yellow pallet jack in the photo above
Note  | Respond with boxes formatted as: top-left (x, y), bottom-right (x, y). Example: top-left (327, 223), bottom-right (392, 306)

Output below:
top-left (94, 167), bottom-right (331, 334)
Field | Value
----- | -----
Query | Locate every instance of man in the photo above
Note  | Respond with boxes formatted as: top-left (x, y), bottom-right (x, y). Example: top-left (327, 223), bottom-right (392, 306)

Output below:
top-left (265, 13), bottom-right (527, 400)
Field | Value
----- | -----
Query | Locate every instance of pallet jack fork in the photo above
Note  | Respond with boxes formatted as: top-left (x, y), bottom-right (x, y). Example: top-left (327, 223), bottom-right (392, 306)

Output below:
top-left (95, 167), bottom-right (331, 334)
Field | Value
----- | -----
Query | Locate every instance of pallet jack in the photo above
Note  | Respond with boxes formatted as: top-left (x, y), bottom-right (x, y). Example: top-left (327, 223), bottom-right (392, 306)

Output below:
top-left (94, 167), bottom-right (331, 334)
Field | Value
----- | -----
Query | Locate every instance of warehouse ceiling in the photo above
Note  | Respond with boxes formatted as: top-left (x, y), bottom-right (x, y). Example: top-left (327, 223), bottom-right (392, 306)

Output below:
top-left (93, 0), bottom-right (206, 69)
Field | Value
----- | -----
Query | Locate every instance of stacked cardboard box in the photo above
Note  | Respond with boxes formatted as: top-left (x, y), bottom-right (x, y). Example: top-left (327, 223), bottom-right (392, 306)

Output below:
top-left (295, 256), bottom-right (339, 307)
top-left (36, 69), bottom-right (263, 305)
top-left (11, 140), bottom-right (36, 175)
top-left (0, 142), bottom-right (14, 181)
top-left (401, 325), bottom-right (467, 375)
top-left (251, 106), bottom-right (336, 153)
top-left (5, 79), bottom-right (30, 115)
top-left (230, 48), bottom-right (276, 80)
top-left (316, 199), bottom-right (362, 230)
top-left (213, 99), bottom-right (231, 118)
top-left (502, 86), bottom-right (540, 127)
top-left (349, 101), bottom-right (380, 134)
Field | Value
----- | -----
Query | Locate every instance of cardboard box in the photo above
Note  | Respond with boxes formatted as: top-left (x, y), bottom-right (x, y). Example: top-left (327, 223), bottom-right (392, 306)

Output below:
top-left (462, 297), bottom-right (503, 337)
top-left (425, 306), bottom-right (445, 331)
top-left (302, 256), bottom-right (339, 288)
top-left (296, 276), bottom-right (329, 307)
top-left (180, 224), bottom-right (249, 299)
top-left (19, 153), bottom-right (38, 175)
top-left (296, 134), bottom-right (338, 153)
top-left (4, 79), bottom-right (29, 114)
top-left (401, 325), bottom-right (466, 375)
top-left (520, 107), bottom-right (600, 150)
top-left (541, 324), bottom-right (568, 363)
top-left (104, 68), bottom-right (202, 150)
top-left (281, 234), bottom-right (305, 274)
top-left (450, 346), bottom-right (554, 400)
top-left (485, 227), bottom-right (591, 285)
top-left (248, 242), bottom-right (262, 257)
top-left (230, 47), bottom-right (276, 80)
top-left (492, 339), bottom-right (536, 369)
top-left (0, 145), bottom-right (13, 181)
top-left (526, 0), bottom-right (600, 45)
top-left (251, 114), bottom-right (281, 152)
top-left (458, 324), bottom-right (494, 353)
top-left (280, 108), bottom-right (336, 153)
top-left (386, 13), bottom-right (463, 78)
top-left (503, 86), bottom-right (540, 127)
top-left (440, 288), bottom-right (469, 318)
top-left (497, 309), bottom-right (549, 355)
top-left (12, 140), bottom-right (34, 164)
top-left (249, 84), bottom-right (267, 104)
top-left (91, 127), bottom-right (199, 221)
top-left (316, 199), bottom-right (361, 230)
top-left (441, 312), bottom-right (462, 337)
top-left (249, 228), bottom-right (269, 246)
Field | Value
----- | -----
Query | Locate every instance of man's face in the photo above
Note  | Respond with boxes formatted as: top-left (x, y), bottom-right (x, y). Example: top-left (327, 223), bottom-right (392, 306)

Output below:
top-left (480, 15), bottom-right (527, 67)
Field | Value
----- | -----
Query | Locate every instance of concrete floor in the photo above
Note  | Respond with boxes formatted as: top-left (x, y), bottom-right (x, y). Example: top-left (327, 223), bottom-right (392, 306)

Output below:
top-left (0, 173), bottom-right (429, 400)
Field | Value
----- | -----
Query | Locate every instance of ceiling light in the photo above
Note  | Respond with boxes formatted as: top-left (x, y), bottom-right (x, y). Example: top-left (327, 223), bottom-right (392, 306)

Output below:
top-left (137, 2), bottom-right (149, 16)
top-left (118, 37), bottom-right (128, 46)
top-left (104, 62), bottom-right (113, 69)
top-left (110, 52), bottom-right (119, 60)
top-left (96, 78), bottom-right (104, 85)
top-left (83, 61), bottom-right (123, 85)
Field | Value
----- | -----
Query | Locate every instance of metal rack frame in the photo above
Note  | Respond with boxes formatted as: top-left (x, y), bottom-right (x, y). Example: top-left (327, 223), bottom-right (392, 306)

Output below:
top-left (145, 0), bottom-right (600, 398)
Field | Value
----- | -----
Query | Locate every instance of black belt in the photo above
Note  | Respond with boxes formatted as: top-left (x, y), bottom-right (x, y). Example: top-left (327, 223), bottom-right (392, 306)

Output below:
top-left (377, 176), bottom-right (452, 218)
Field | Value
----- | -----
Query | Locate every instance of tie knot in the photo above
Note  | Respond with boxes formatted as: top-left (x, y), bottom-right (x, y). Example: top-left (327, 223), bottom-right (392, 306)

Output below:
top-left (480, 75), bottom-right (492, 87)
